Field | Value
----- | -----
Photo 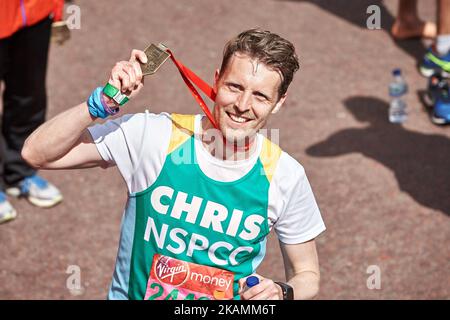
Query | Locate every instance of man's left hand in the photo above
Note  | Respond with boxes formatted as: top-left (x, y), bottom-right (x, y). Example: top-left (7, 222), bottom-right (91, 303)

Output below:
top-left (238, 274), bottom-right (283, 300)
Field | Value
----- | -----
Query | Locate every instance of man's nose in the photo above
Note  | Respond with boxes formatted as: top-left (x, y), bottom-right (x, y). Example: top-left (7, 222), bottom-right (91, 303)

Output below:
top-left (235, 91), bottom-right (252, 112)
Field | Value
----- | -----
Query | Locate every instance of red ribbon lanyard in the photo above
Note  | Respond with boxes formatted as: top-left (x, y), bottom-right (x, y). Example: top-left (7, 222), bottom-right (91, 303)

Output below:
top-left (166, 49), bottom-right (218, 129)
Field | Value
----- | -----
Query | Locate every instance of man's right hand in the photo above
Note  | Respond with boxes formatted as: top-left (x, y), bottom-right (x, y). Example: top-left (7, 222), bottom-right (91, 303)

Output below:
top-left (105, 49), bottom-right (148, 103)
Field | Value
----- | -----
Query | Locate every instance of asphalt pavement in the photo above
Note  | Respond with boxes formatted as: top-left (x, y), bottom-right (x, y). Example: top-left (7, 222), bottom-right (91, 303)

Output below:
top-left (0, 0), bottom-right (448, 299)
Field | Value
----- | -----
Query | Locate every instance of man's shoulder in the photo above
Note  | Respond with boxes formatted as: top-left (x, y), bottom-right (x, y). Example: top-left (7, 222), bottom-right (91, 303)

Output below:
top-left (169, 113), bottom-right (199, 132)
top-left (126, 112), bottom-right (199, 126)
top-left (279, 151), bottom-right (305, 172)
top-left (107, 111), bottom-right (179, 131)
top-left (88, 111), bottom-right (175, 141)
top-left (270, 149), bottom-right (307, 186)
top-left (117, 111), bottom-right (172, 123)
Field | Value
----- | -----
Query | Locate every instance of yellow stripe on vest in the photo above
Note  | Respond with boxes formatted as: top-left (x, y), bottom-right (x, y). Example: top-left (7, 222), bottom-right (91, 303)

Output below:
top-left (259, 137), bottom-right (282, 183)
top-left (167, 113), bottom-right (196, 154)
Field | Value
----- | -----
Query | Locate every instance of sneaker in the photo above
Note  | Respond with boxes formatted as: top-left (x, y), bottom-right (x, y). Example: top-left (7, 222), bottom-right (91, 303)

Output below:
top-left (420, 47), bottom-right (450, 78)
top-left (0, 191), bottom-right (17, 224)
top-left (6, 174), bottom-right (63, 208)
top-left (424, 73), bottom-right (450, 125)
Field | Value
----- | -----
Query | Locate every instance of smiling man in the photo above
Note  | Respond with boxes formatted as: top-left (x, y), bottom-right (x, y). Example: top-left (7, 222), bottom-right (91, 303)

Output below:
top-left (21, 29), bottom-right (326, 300)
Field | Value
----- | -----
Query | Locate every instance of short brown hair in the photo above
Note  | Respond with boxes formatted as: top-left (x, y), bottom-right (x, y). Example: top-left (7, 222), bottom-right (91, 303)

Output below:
top-left (219, 28), bottom-right (300, 98)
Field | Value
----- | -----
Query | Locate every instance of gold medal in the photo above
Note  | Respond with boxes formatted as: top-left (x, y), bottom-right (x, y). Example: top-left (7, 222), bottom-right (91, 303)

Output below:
top-left (51, 21), bottom-right (71, 45)
top-left (140, 43), bottom-right (171, 76)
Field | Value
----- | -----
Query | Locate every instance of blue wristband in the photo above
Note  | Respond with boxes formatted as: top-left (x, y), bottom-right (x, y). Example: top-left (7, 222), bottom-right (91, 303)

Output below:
top-left (87, 87), bottom-right (119, 119)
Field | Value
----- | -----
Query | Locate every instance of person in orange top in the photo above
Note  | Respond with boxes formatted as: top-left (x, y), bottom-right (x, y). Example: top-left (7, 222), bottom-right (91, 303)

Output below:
top-left (0, 0), bottom-right (65, 224)
top-left (0, 0), bottom-right (64, 39)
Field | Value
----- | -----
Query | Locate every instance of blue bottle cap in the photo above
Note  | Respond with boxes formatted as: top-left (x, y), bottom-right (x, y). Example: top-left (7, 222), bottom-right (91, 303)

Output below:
top-left (392, 68), bottom-right (401, 76)
top-left (246, 276), bottom-right (259, 288)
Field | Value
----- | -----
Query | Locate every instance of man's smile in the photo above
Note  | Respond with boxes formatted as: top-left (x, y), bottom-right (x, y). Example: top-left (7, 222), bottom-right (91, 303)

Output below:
top-left (226, 111), bottom-right (253, 124)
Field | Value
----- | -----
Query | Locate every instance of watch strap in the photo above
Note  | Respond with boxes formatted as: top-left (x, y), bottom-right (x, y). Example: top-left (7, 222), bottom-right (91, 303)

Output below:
top-left (274, 281), bottom-right (294, 300)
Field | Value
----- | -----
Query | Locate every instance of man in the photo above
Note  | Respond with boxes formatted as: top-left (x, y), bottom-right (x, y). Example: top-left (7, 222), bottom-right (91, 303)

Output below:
top-left (22, 29), bottom-right (326, 300)
top-left (0, 0), bottom-right (64, 224)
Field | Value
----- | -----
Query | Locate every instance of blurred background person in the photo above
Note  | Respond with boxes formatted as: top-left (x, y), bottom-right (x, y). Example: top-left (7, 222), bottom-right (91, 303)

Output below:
top-left (391, 0), bottom-right (437, 40)
top-left (420, 0), bottom-right (450, 125)
top-left (392, 0), bottom-right (450, 124)
top-left (0, 0), bottom-right (65, 224)
top-left (420, 0), bottom-right (450, 77)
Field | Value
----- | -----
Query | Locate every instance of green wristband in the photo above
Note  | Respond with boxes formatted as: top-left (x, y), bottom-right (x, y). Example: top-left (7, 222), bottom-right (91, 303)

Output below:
top-left (102, 83), bottom-right (129, 106)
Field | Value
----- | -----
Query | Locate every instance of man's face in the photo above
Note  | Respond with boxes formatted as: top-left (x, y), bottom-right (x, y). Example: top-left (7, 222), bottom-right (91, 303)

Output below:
top-left (213, 53), bottom-right (286, 144)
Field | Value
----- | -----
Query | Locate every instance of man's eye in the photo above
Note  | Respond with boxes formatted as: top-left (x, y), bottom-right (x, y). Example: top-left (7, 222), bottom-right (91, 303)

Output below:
top-left (255, 93), bottom-right (268, 101)
top-left (228, 84), bottom-right (240, 91)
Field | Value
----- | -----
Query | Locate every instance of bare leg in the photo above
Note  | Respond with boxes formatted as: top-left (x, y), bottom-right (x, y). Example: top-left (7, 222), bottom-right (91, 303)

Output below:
top-left (434, 0), bottom-right (450, 55)
top-left (391, 0), bottom-right (437, 39)
top-left (438, 0), bottom-right (450, 34)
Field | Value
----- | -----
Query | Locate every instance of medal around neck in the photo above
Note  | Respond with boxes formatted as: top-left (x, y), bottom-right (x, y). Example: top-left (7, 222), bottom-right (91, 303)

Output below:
top-left (140, 43), bottom-right (171, 76)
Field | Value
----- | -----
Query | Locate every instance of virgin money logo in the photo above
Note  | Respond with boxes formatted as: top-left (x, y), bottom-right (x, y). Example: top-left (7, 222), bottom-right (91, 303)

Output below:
top-left (154, 255), bottom-right (189, 286)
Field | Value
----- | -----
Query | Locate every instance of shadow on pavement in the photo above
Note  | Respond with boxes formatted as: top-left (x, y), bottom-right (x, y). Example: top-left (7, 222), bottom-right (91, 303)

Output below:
top-left (280, 0), bottom-right (427, 62)
top-left (306, 96), bottom-right (450, 216)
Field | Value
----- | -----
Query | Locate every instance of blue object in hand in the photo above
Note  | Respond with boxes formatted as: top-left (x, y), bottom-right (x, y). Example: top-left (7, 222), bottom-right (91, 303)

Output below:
top-left (246, 276), bottom-right (260, 288)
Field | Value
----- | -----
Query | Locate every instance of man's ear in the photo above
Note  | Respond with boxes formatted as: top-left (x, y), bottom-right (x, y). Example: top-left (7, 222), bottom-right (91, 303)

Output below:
top-left (213, 69), bottom-right (221, 94)
top-left (271, 93), bottom-right (287, 114)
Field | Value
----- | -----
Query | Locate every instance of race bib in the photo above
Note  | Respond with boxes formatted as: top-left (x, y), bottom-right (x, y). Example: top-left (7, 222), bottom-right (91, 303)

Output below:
top-left (145, 254), bottom-right (235, 300)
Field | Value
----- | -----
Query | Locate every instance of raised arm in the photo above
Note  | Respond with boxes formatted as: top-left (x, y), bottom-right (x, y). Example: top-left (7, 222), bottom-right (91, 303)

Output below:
top-left (21, 49), bottom-right (148, 170)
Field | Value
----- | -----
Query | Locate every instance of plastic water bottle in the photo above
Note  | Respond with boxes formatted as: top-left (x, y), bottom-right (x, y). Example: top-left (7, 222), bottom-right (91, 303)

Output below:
top-left (388, 68), bottom-right (408, 123)
top-left (244, 276), bottom-right (259, 291)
